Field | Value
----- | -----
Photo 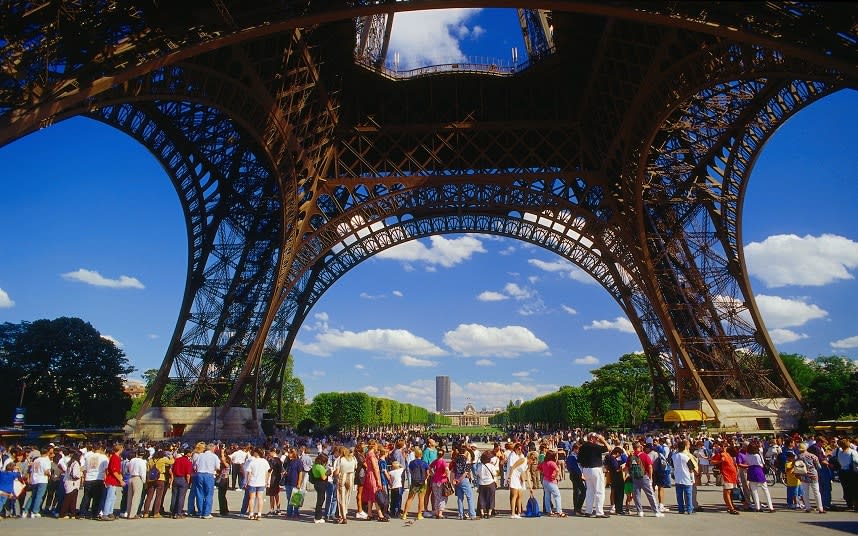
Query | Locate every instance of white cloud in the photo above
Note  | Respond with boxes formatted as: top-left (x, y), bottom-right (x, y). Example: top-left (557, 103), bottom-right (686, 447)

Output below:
top-left (295, 327), bottom-right (445, 357)
top-left (512, 371), bottom-right (530, 378)
top-left (745, 234), bottom-right (858, 287)
top-left (831, 335), bottom-right (858, 349)
top-left (381, 379), bottom-right (438, 409)
top-left (355, 364), bottom-right (365, 370)
top-left (528, 258), bottom-right (597, 285)
top-left (147, 333), bottom-right (159, 340)
top-left (584, 316), bottom-right (636, 334)
top-left (755, 294), bottom-right (828, 328)
top-left (359, 292), bottom-right (384, 300)
top-left (392, 290), bottom-right (404, 297)
top-left (574, 355), bottom-right (600, 365)
top-left (0, 287), bottom-right (14, 308)
top-left (475, 359), bottom-right (495, 366)
top-left (561, 305), bottom-right (578, 315)
top-left (461, 381), bottom-right (558, 409)
top-left (101, 334), bottom-right (123, 347)
top-left (389, 9), bottom-right (484, 69)
top-left (400, 355), bottom-right (438, 367)
top-left (769, 329), bottom-right (809, 345)
top-left (311, 370), bottom-right (326, 378)
top-left (504, 283), bottom-right (532, 300)
top-left (443, 323), bottom-right (548, 357)
top-left (61, 268), bottom-right (144, 289)
top-left (477, 291), bottom-right (508, 302)
top-left (376, 235), bottom-right (486, 268)
top-left (362, 385), bottom-right (380, 394)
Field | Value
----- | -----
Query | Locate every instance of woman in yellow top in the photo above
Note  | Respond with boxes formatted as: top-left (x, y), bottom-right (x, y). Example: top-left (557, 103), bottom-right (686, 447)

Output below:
top-left (143, 450), bottom-right (173, 517)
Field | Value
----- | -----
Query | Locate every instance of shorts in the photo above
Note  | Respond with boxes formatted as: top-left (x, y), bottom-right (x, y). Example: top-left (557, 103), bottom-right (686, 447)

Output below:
top-left (247, 485), bottom-right (265, 493)
top-left (722, 482), bottom-right (735, 490)
top-left (410, 483), bottom-right (426, 494)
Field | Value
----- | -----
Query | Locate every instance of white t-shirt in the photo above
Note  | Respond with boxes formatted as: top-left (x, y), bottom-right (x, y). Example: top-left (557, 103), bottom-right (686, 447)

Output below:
top-left (245, 457), bottom-right (271, 488)
top-left (476, 462), bottom-right (497, 486)
top-left (128, 457), bottom-right (148, 479)
top-left (29, 455), bottom-right (51, 485)
top-left (229, 449), bottom-right (247, 465)
top-left (389, 467), bottom-right (404, 489)
top-left (84, 452), bottom-right (108, 481)
top-left (671, 451), bottom-right (694, 486)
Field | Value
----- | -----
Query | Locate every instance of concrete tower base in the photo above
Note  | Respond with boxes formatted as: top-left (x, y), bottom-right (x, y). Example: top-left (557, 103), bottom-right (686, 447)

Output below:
top-left (125, 407), bottom-right (264, 442)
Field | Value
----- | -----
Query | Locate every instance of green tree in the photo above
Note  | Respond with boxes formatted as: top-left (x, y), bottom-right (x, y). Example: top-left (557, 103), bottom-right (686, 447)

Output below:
top-left (780, 353), bottom-right (818, 395)
top-left (806, 355), bottom-right (858, 419)
top-left (585, 353), bottom-right (654, 427)
top-left (0, 317), bottom-right (134, 426)
top-left (265, 354), bottom-right (305, 426)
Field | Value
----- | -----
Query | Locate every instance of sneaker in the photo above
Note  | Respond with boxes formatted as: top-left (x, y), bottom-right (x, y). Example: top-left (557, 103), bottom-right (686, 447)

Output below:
top-left (356, 511), bottom-right (368, 520)
top-left (400, 513), bottom-right (407, 520)
top-left (655, 512), bottom-right (665, 518)
top-left (32, 513), bottom-right (41, 518)
top-left (202, 515), bottom-right (213, 519)
top-left (314, 518), bottom-right (325, 524)
top-left (423, 511), bottom-right (433, 518)
top-left (417, 513), bottom-right (424, 520)
top-left (510, 514), bottom-right (521, 519)
top-left (637, 511), bottom-right (644, 517)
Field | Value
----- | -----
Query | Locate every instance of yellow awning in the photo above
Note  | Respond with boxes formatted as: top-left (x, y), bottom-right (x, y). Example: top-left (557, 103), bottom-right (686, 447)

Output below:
top-left (664, 409), bottom-right (710, 423)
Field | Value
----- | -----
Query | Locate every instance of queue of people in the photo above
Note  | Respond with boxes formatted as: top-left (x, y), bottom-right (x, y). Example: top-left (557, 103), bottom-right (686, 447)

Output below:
top-left (1, 428), bottom-right (857, 523)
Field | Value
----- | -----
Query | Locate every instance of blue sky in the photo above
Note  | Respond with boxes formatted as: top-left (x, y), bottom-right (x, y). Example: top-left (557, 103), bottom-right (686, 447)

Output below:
top-left (1, 9), bottom-right (857, 412)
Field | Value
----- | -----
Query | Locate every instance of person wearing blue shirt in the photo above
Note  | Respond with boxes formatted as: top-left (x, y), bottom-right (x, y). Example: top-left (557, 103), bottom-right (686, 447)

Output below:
top-left (566, 444), bottom-right (585, 515)
top-left (0, 462), bottom-right (22, 514)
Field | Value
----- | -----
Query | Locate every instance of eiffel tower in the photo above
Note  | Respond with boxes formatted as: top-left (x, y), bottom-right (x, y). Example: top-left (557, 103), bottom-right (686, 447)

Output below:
top-left (2, 2), bottom-right (856, 427)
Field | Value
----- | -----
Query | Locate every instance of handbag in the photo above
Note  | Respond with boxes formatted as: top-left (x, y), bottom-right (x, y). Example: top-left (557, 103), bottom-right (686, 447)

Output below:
top-left (442, 481), bottom-right (455, 497)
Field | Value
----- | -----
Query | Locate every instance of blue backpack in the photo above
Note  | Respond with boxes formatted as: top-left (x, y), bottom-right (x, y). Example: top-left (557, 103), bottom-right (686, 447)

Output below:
top-left (654, 453), bottom-right (671, 481)
top-left (524, 496), bottom-right (542, 518)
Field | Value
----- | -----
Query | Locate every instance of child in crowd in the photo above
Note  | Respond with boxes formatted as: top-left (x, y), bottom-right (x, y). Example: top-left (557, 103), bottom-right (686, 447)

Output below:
top-left (784, 452), bottom-right (804, 510)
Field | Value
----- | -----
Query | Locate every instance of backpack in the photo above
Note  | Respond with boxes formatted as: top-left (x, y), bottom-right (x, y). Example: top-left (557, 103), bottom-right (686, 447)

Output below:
top-left (524, 496), bottom-right (542, 518)
top-left (792, 459), bottom-right (808, 476)
top-left (147, 466), bottom-right (160, 482)
top-left (409, 461), bottom-right (427, 485)
top-left (629, 454), bottom-right (645, 480)
top-left (654, 454), bottom-right (670, 480)
top-left (309, 467), bottom-right (321, 485)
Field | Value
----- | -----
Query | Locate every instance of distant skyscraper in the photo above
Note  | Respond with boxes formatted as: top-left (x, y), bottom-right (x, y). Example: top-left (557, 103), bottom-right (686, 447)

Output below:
top-left (436, 376), bottom-right (451, 413)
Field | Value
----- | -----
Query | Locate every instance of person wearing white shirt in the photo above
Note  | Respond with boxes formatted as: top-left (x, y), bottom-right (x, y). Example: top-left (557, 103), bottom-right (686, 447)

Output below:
top-left (124, 450), bottom-right (148, 519)
top-left (229, 446), bottom-right (248, 490)
top-left (23, 448), bottom-right (51, 517)
top-left (245, 448), bottom-right (271, 520)
top-left (192, 443), bottom-right (221, 519)
top-left (671, 441), bottom-right (695, 514)
top-left (77, 444), bottom-right (108, 518)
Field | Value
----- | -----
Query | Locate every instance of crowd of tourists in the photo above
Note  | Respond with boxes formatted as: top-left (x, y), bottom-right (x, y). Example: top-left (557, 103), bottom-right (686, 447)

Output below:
top-left (1, 428), bottom-right (857, 523)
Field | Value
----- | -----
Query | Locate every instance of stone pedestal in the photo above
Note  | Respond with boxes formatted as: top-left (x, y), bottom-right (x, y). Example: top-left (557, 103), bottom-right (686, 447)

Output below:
top-left (675, 398), bottom-right (802, 433)
top-left (127, 407), bottom-right (263, 441)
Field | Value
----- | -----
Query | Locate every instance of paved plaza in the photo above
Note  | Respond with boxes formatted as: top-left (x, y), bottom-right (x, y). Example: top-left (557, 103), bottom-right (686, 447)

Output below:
top-left (5, 479), bottom-right (856, 536)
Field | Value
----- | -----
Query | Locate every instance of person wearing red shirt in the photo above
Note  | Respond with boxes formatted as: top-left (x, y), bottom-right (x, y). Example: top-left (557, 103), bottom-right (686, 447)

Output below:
top-left (711, 445), bottom-right (740, 514)
top-left (626, 443), bottom-right (662, 517)
top-left (170, 449), bottom-right (194, 518)
top-left (99, 444), bottom-right (124, 520)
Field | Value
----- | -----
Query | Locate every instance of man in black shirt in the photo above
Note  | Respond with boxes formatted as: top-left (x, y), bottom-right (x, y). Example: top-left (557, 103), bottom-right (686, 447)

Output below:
top-left (578, 433), bottom-right (610, 517)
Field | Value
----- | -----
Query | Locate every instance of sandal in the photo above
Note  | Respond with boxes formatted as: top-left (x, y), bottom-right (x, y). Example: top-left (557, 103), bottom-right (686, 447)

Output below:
top-left (556, 512), bottom-right (568, 518)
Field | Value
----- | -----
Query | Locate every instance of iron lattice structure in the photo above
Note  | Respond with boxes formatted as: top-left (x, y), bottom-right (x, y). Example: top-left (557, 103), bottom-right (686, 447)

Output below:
top-left (2, 2), bottom-right (857, 421)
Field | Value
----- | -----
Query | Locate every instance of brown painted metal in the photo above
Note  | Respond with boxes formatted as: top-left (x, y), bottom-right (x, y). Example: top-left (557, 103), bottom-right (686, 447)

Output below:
top-left (2, 2), bottom-right (856, 418)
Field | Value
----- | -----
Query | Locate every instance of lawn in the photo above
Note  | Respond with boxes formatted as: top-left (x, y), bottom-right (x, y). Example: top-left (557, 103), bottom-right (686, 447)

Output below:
top-left (430, 425), bottom-right (504, 436)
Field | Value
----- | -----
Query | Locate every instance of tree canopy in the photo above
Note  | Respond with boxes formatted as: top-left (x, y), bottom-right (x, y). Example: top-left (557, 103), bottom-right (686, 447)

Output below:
top-left (782, 353), bottom-right (858, 420)
top-left (0, 317), bottom-right (134, 426)
top-left (491, 352), bottom-right (670, 429)
top-left (306, 391), bottom-right (450, 431)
